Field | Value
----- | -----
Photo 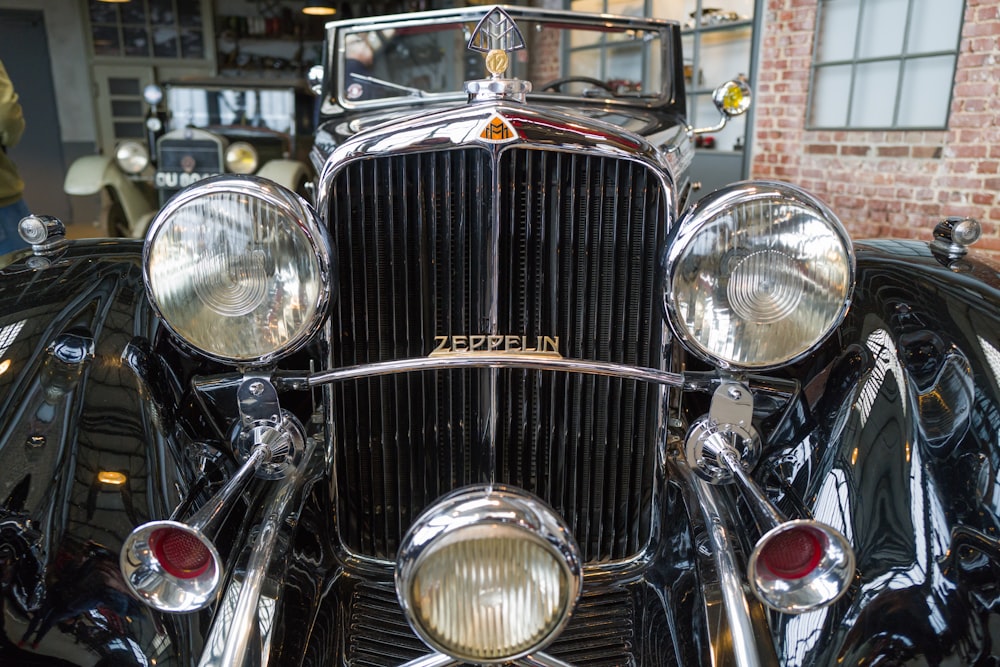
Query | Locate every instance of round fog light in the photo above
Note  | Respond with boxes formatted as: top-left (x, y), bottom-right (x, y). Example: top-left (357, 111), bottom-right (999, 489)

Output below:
top-left (396, 485), bottom-right (582, 663)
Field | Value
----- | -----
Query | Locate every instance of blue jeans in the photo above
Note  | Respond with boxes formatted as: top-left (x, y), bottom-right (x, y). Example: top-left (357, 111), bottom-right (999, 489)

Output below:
top-left (0, 198), bottom-right (30, 256)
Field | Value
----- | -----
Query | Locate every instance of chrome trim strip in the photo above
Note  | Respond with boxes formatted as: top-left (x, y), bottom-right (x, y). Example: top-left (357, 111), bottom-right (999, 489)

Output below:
top-left (519, 654), bottom-right (576, 667)
top-left (285, 354), bottom-right (684, 390)
top-left (399, 655), bottom-right (461, 667)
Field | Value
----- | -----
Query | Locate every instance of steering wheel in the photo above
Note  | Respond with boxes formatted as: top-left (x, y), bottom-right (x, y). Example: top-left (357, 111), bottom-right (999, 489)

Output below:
top-left (540, 76), bottom-right (615, 93)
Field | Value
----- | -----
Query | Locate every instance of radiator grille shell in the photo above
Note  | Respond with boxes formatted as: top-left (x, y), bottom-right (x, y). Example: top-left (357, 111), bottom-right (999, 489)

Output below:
top-left (327, 143), bottom-right (670, 563)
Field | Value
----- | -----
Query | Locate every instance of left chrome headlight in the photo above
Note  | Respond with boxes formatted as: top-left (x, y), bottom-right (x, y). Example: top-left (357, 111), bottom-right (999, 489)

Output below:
top-left (115, 140), bottom-right (150, 174)
top-left (665, 181), bottom-right (855, 369)
top-left (144, 175), bottom-right (333, 366)
top-left (396, 485), bottom-right (582, 664)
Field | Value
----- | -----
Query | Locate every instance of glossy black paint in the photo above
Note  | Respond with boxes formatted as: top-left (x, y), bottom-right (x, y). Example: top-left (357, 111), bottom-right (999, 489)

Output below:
top-left (762, 240), bottom-right (1000, 665)
top-left (4, 229), bottom-right (1000, 666)
top-left (0, 244), bottom-right (230, 665)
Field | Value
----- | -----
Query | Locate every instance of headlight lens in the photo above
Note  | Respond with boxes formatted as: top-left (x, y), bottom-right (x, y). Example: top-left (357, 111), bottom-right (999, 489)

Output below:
top-left (144, 175), bottom-right (332, 365)
top-left (225, 142), bottom-right (259, 174)
top-left (397, 486), bottom-right (582, 663)
top-left (115, 140), bottom-right (150, 174)
top-left (665, 181), bottom-right (855, 369)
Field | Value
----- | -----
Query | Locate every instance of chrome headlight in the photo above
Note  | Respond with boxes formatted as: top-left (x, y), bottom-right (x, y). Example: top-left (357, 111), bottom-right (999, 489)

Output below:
top-left (144, 175), bottom-right (333, 366)
top-left (225, 142), bottom-right (259, 175)
top-left (115, 140), bottom-right (150, 174)
top-left (396, 485), bottom-right (582, 664)
top-left (665, 181), bottom-right (855, 369)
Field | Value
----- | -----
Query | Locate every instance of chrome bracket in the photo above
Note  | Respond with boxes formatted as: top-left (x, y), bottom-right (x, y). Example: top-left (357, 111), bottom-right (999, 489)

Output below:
top-left (685, 381), bottom-right (760, 484)
top-left (235, 377), bottom-right (304, 480)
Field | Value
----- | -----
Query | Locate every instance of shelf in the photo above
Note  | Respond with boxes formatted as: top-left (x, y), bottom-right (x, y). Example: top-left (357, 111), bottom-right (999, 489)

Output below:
top-left (681, 19), bottom-right (753, 36)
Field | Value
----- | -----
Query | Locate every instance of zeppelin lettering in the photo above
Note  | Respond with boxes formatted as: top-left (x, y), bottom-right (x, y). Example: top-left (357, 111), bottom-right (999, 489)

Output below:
top-left (430, 335), bottom-right (561, 357)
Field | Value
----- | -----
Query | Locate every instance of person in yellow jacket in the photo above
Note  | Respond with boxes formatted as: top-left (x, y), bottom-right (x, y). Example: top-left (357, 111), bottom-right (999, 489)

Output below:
top-left (0, 59), bottom-right (29, 255)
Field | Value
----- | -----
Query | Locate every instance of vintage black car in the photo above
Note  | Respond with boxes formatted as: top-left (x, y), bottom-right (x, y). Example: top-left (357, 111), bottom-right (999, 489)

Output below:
top-left (2, 5), bottom-right (1000, 666)
top-left (62, 78), bottom-right (315, 238)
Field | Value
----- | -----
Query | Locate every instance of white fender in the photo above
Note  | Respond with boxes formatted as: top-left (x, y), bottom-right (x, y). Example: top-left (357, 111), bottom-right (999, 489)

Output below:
top-left (256, 159), bottom-right (311, 194)
top-left (63, 155), bottom-right (155, 236)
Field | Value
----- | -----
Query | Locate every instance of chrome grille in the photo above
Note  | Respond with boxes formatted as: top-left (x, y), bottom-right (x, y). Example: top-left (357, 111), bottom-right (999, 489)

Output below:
top-left (328, 146), bottom-right (667, 562)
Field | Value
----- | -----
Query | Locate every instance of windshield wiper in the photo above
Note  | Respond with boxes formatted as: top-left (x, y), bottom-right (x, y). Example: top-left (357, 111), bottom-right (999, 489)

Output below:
top-left (350, 73), bottom-right (427, 98)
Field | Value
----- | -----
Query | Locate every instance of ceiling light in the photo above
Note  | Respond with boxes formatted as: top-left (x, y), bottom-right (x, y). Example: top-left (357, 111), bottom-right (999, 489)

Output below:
top-left (303, 1), bottom-right (336, 15)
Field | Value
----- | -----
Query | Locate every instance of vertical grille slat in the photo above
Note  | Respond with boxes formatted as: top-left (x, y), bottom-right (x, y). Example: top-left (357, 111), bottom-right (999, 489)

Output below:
top-left (330, 146), bottom-right (667, 562)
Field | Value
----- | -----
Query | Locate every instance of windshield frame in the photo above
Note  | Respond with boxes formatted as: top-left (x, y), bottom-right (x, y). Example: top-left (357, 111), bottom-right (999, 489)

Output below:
top-left (318, 5), bottom-right (683, 117)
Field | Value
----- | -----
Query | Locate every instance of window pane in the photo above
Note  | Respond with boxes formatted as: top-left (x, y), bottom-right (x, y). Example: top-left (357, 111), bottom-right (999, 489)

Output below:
top-left (857, 0), bottom-right (907, 59)
top-left (809, 64), bottom-right (852, 127)
top-left (699, 27), bottom-right (752, 85)
top-left (111, 100), bottom-right (144, 117)
top-left (123, 26), bottom-right (150, 57)
top-left (89, 1), bottom-right (118, 24)
top-left (153, 26), bottom-right (179, 57)
top-left (149, 0), bottom-right (175, 24)
top-left (108, 77), bottom-right (141, 96)
top-left (92, 25), bottom-right (121, 56)
top-left (177, 0), bottom-right (202, 27)
top-left (180, 27), bottom-right (205, 58)
top-left (909, 0), bottom-right (964, 53)
top-left (816, 0), bottom-right (860, 63)
top-left (114, 121), bottom-right (145, 138)
top-left (121, 2), bottom-right (147, 24)
top-left (897, 55), bottom-right (955, 127)
top-left (849, 60), bottom-right (899, 127)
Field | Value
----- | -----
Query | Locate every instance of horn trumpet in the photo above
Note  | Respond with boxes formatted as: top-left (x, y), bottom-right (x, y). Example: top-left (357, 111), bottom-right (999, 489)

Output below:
top-left (686, 382), bottom-right (855, 614)
top-left (120, 400), bottom-right (305, 613)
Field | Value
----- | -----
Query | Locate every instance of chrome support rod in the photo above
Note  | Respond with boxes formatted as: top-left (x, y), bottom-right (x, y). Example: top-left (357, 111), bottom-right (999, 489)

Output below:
top-left (691, 472), bottom-right (768, 667)
top-left (187, 444), bottom-right (269, 533)
top-left (197, 438), bottom-right (316, 667)
top-left (282, 354), bottom-right (686, 390)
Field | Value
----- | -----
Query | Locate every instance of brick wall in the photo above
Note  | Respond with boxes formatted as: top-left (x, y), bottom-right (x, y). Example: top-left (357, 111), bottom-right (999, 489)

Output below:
top-left (750, 0), bottom-right (1000, 255)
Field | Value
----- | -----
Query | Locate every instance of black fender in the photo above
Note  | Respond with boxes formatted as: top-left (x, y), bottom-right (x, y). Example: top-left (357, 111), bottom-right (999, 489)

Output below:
top-left (765, 240), bottom-right (1000, 665)
top-left (0, 242), bottom-right (217, 664)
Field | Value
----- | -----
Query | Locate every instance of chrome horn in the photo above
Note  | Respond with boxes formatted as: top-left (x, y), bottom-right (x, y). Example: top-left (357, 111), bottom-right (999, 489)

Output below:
top-left (120, 378), bottom-right (305, 612)
top-left (686, 381), bottom-right (855, 614)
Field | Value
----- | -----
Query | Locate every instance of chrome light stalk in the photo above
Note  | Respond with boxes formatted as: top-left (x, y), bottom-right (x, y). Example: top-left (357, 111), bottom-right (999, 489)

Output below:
top-left (685, 381), bottom-right (855, 614)
top-left (120, 377), bottom-right (305, 613)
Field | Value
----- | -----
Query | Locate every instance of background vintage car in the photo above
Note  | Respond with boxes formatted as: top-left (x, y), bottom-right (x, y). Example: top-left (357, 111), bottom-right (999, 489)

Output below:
top-left (61, 78), bottom-right (316, 238)
top-left (2, 5), bottom-right (1000, 667)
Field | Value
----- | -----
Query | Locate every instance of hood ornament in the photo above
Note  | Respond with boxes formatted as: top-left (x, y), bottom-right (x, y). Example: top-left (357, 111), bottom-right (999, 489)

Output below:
top-left (465, 7), bottom-right (531, 102)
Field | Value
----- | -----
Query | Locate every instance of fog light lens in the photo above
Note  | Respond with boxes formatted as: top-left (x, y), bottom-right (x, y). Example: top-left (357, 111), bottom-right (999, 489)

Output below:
top-left (397, 486), bottom-right (581, 663)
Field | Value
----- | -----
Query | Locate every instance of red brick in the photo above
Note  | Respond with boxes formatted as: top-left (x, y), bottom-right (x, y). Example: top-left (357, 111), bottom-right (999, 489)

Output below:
top-left (877, 146), bottom-right (910, 158)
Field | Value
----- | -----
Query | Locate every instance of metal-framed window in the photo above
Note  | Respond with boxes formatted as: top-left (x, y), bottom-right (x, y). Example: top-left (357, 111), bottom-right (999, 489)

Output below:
top-left (568, 0), bottom-right (656, 90)
top-left (807, 0), bottom-right (965, 130)
top-left (87, 0), bottom-right (207, 60)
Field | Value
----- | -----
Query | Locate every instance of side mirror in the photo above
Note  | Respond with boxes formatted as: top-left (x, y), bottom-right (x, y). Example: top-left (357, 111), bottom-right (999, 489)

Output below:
top-left (691, 75), bottom-right (752, 135)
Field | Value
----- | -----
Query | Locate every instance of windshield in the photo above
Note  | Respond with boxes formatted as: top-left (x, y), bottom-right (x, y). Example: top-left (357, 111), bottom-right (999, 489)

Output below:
top-left (337, 17), bottom-right (669, 104)
top-left (166, 86), bottom-right (299, 134)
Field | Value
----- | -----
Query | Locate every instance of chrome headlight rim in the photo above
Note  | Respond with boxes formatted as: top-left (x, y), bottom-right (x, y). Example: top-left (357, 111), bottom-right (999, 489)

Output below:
top-left (143, 174), bottom-right (333, 367)
top-left (115, 140), bottom-right (150, 174)
top-left (225, 141), bottom-right (259, 175)
top-left (665, 180), bottom-right (856, 371)
top-left (396, 484), bottom-right (583, 664)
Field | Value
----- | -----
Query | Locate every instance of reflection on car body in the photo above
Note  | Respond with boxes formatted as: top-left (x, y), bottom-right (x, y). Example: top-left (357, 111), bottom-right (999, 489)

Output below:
top-left (3, 5), bottom-right (1000, 666)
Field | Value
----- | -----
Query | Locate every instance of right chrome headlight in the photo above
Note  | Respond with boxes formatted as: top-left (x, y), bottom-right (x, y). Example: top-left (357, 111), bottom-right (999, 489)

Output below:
top-left (225, 141), bottom-right (259, 175)
top-left (396, 485), bottom-right (582, 664)
top-left (144, 175), bottom-right (333, 366)
top-left (115, 140), bottom-right (150, 174)
top-left (665, 181), bottom-right (855, 370)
